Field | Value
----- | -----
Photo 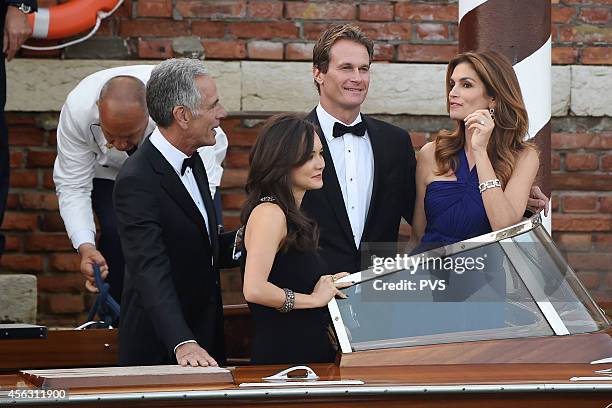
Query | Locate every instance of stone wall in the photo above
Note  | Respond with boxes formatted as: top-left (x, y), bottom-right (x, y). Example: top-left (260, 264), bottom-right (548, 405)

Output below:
top-left (1, 0), bottom-right (611, 326)
top-left (9, 60), bottom-right (611, 116)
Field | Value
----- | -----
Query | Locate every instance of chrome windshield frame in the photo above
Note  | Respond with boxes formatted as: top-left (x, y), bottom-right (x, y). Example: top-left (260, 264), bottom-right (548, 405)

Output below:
top-left (499, 237), bottom-right (570, 336)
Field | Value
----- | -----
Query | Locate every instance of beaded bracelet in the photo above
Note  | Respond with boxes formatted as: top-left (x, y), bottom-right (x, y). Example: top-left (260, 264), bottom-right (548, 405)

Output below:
top-left (277, 288), bottom-right (295, 313)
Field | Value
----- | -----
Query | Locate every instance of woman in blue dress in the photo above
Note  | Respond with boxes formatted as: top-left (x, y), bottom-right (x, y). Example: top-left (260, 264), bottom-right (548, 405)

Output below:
top-left (413, 50), bottom-right (539, 247)
top-left (410, 51), bottom-right (540, 333)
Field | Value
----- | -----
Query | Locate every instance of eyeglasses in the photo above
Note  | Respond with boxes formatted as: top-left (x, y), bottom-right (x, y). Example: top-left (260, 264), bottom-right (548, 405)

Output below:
top-left (89, 123), bottom-right (114, 149)
top-left (90, 123), bottom-right (152, 153)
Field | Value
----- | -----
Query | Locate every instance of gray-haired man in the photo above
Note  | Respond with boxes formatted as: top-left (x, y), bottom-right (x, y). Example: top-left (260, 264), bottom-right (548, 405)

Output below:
top-left (114, 58), bottom-right (237, 367)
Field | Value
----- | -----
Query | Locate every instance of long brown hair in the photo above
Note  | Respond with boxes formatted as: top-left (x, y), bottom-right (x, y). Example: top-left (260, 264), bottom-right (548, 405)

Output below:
top-left (435, 51), bottom-right (535, 187)
top-left (240, 113), bottom-right (320, 252)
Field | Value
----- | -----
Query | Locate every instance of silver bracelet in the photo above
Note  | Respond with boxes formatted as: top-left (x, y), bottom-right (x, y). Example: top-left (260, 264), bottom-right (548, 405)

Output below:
top-left (479, 178), bottom-right (501, 193)
top-left (277, 288), bottom-right (295, 313)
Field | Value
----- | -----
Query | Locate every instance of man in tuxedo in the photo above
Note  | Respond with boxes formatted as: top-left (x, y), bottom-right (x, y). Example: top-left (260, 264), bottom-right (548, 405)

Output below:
top-left (302, 24), bottom-right (416, 274)
top-left (114, 58), bottom-right (234, 366)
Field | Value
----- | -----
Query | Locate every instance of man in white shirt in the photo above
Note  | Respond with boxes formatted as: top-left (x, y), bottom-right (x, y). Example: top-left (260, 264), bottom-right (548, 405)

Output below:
top-left (53, 65), bottom-right (228, 303)
top-left (114, 58), bottom-right (237, 366)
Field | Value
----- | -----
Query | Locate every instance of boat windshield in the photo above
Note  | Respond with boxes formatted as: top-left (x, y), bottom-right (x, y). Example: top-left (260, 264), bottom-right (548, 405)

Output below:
top-left (329, 217), bottom-right (610, 353)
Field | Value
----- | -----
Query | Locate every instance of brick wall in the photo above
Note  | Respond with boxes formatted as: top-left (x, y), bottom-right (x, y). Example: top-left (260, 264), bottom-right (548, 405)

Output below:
top-left (550, 132), bottom-right (612, 307)
top-left (26, 0), bottom-right (612, 64)
top-left (2, 0), bottom-right (611, 325)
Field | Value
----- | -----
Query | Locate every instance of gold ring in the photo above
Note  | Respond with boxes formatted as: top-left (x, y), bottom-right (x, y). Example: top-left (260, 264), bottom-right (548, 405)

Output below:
top-left (332, 275), bottom-right (338, 282)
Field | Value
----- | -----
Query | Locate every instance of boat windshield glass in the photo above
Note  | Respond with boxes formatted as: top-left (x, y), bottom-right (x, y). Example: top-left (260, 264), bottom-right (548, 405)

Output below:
top-left (329, 219), bottom-right (609, 352)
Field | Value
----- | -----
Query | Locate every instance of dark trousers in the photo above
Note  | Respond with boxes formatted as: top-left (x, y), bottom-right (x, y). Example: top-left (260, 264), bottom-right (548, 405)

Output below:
top-left (92, 178), bottom-right (125, 304)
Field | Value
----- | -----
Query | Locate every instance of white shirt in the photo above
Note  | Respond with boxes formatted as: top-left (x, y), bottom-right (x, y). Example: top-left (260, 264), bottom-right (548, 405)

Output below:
top-left (204, 127), bottom-right (229, 197)
top-left (316, 104), bottom-right (374, 248)
top-left (149, 129), bottom-right (211, 239)
top-left (53, 65), bottom-right (228, 250)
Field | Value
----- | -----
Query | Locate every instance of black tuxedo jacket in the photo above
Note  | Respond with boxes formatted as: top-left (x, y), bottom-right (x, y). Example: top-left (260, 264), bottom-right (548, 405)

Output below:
top-left (302, 109), bottom-right (417, 274)
top-left (113, 137), bottom-right (235, 366)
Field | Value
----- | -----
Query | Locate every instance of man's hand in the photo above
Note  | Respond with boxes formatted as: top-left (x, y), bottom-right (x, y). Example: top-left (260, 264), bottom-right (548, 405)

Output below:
top-left (3, 6), bottom-right (33, 61)
top-left (78, 243), bottom-right (109, 292)
top-left (527, 185), bottom-right (549, 217)
top-left (175, 342), bottom-right (218, 367)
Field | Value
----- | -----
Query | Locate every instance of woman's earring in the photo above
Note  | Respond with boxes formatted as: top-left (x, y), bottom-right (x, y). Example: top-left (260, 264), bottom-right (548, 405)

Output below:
top-left (489, 107), bottom-right (495, 121)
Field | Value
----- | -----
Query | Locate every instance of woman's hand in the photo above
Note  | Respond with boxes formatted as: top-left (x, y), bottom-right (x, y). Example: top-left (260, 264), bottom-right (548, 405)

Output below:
top-left (311, 272), bottom-right (351, 307)
top-left (464, 109), bottom-right (494, 153)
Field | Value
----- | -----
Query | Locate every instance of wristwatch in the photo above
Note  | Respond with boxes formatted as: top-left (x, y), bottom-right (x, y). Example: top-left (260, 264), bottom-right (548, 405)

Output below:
top-left (8, 3), bottom-right (34, 14)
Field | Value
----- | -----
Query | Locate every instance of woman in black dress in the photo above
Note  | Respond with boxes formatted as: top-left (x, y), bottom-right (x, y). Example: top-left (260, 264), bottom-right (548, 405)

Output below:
top-left (241, 113), bottom-right (350, 365)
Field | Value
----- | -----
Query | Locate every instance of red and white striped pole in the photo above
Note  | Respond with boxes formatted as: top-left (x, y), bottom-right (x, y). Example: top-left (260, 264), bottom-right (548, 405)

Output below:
top-left (458, 0), bottom-right (552, 231)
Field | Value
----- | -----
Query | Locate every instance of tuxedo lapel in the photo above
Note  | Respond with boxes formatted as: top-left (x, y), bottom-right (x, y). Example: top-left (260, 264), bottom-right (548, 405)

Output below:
top-left (193, 154), bottom-right (219, 261)
top-left (361, 115), bottom-right (383, 243)
top-left (306, 109), bottom-right (355, 248)
top-left (143, 139), bottom-right (212, 250)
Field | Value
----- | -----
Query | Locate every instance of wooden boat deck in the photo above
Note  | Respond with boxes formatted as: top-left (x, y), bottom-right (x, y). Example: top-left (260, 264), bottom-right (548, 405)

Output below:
top-left (2, 362), bottom-right (612, 407)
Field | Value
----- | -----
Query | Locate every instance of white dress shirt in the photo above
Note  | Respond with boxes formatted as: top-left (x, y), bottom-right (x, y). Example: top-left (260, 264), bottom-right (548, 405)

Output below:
top-left (316, 104), bottom-right (374, 248)
top-left (53, 65), bottom-right (228, 250)
top-left (149, 129), bottom-right (211, 239)
top-left (203, 127), bottom-right (228, 198)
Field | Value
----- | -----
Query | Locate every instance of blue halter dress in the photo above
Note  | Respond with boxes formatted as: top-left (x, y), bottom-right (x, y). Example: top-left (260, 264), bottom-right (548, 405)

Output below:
top-left (421, 148), bottom-right (492, 246)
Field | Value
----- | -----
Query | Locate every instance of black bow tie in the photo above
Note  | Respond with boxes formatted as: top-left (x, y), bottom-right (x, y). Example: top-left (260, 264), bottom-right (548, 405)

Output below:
top-left (181, 155), bottom-right (198, 176)
top-left (332, 121), bottom-right (366, 138)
